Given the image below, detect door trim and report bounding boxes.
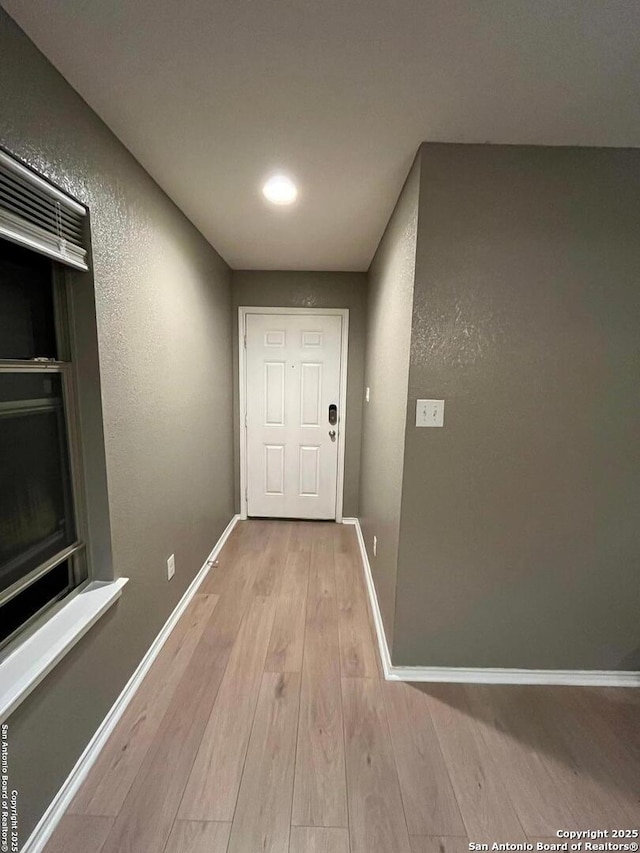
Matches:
[239,306,349,522]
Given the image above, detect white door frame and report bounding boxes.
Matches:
[239,306,349,522]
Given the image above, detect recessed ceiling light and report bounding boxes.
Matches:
[262,174,298,205]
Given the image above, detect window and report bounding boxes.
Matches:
[0,151,125,719]
[0,239,87,651]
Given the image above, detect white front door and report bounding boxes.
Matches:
[244,311,345,519]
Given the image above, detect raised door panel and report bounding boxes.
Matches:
[300,363,322,427]
[299,446,320,497]
[265,445,285,495]
[264,362,285,426]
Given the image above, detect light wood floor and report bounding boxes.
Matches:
[46,521,640,853]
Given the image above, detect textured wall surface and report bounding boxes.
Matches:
[0,10,234,843]
[359,156,420,643]
[394,142,640,669]
[231,271,367,517]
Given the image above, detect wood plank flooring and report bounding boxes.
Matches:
[46,520,640,853]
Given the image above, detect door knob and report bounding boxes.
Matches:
[329,430,336,441]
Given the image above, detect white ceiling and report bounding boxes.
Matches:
[4,0,640,270]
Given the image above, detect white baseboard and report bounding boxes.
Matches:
[383,666,640,687]
[22,513,241,853]
[343,517,640,689]
[341,517,393,675]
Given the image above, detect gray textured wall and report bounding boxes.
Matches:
[394,142,640,670]
[359,156,420,643]
[231,270,367,518]
[1,10,235,842]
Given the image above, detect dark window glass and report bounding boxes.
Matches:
[0,560,70,645]
[0,372,76,594]
[0,239,56,359]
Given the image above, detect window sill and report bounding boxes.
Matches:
[0,578,128,723]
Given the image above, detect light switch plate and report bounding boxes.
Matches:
[416,399,445,427]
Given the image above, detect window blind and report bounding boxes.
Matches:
[0,148,89,271]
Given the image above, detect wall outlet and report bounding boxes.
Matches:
[373,535,377,557]
[167,553,175,581]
